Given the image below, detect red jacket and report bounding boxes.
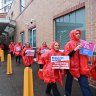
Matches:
[36,45,50,62]
[0,43,4,50]
[39,41,63,85]
[64,30,90,78]
[9,42,14,52]
[22,47,34,66]
[14,42,22,56]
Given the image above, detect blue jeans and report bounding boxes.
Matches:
[65,70,93,96]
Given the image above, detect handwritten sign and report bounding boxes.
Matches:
[51,56,70,69]
[25,50,35,56]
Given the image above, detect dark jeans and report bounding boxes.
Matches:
[65,70,93,96]
[16,55,21,63]
[46,83,61,96]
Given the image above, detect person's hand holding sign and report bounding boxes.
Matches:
[74,44,82,51]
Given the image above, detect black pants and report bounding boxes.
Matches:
[10,52,13,56]
[9,51,13,57]
[46,83,61,96]
[16,55,21,63]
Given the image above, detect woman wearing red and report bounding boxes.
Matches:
[64,29,93,96]
[36,42,50,62]
[0,42,4,50]
[22,42,34,67]
[9,42,15,56]
[14,42,22,64]
[38,41,63,96]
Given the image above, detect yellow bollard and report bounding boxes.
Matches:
[23,67,34,96]
[1,49,4,62]
[7,54,13,75]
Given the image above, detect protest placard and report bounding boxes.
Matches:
[80,40,95,56]
[16,47,21,52]
[25,50,35,56]
[51,56,70,69]
[40,49,49,54]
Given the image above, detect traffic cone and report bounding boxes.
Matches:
[7,54,13,75]
[1,49,4,62]
[23,67,34,96]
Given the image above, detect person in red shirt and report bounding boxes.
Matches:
[22,42,34,67]
[64,29,93,96]
[9,42,15,56]
[38,41,63,96]
[36,42,50,62]
[21,43,27,58]
[0,42,4,50]
[14,42,22,64]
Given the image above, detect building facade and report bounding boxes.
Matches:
[6,0,96,47]
[1,0,13,13]
[6,0,96,86]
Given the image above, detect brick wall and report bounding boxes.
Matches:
[85,0,96,42]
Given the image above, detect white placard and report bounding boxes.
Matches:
[25,50,35,56]
[40,49,49,54]
[16,47,21,52]
[51,56,70,69]
[51,56,69,62]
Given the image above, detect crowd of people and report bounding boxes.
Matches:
[8,41,34,67]
[7,29,95,96]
